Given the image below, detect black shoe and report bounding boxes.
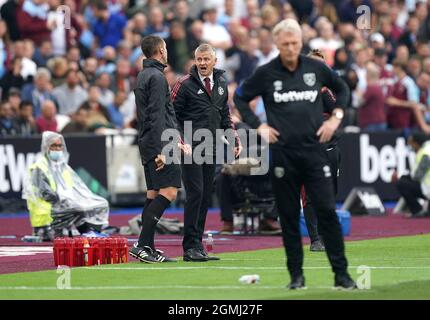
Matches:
[183,248,209,262]
[310,240,325,252]
[154,249,177,262]
[334,274,357,290]
[129,245,159,264]
[200,249,220,261]
[287,275,306,290]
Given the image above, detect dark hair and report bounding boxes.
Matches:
[95,0,108,11]
[65,68,78,78]
[19,101,33,110]
[411,132,429,146]
[140,35,164,58]
[392,59,408,72]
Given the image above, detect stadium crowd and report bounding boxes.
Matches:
[0,0,429,137]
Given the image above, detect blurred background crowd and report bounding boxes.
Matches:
[0,0,430,137]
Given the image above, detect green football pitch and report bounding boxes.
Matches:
[0,234,429,300]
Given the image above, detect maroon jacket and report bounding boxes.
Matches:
[15,1,51,46]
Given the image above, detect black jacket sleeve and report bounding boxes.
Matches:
[320,63,350,110]
[233,68,265,129]
[143,73,168,155]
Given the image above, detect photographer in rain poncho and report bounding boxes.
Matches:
[22,131,109,239]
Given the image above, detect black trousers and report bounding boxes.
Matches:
[215,173,278,221]
[397,175,425,214]
[182,162,216,251]
[303,146,340,243]
[270,146,348,278]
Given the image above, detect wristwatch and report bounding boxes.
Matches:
[333,109,344,120]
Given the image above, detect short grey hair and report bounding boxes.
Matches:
[195,43,216,58]
[35,67,51,81]
[272,18,302,37]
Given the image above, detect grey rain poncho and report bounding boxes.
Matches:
[22,131,109,232]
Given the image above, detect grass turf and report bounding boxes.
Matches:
[0,234,429,300]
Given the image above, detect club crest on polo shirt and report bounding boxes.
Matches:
[303,73,316,87]
[218,87,224,95]
[273,80,283,91]
[274,167,285,178]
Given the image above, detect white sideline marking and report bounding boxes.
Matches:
[0,247,53,257]
[81,266,430,271]
[0,285,333,291]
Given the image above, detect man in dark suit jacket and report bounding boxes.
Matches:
[172,43,241,262]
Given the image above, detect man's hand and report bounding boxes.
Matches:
[234,144,243,158]
[178,143,192,156]
[391,170,399,183]
[317,117,341,143]
[155,154,166,171]
[257,123,280,144]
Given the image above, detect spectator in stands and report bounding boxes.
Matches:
[92,0,127,48]
[386,59,423,131]
[373,48,395,96]
[52,68,88,116]
[351,46,370,93]
[308,0,338,27]
[16,100,36,136]
[261,4,280,30]
[12,40,37,81]
[32,39,54,67]
[165,20,197,74]
[20,67,55,117]
[309,18,343,67]
[36,99,57,133]
[357,62,387,131]
[110,58,132,94]
[145,6,169,39]
[82,85,113,131]
[107,90,126,129]
[96,72,114,107]
[393,132,430,218]
[23,131,109,239]
[395,44,410,64]
[47,0,82,57]
[47,56,68,87]
[332,47,352,78]
[0,0,21,41]
[16,0,51,46]
[201,5,232,69]
[116,40,132,61]
[408,55,423,80]
[96,46,117,75]
[0,100,19,136]
[81,57,98,87]
[173,0,194,30]
[399,15,421,55]
[0,58,25,101]
[7,87,22,116]
[61,106,89,134]
[256,28,279,67]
